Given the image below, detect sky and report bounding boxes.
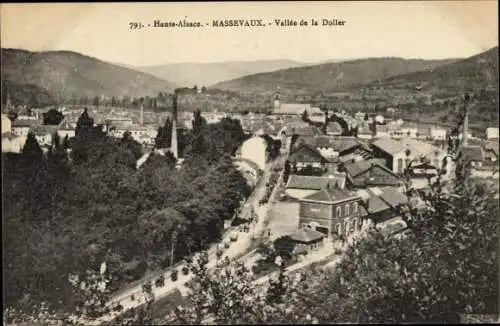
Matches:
[1,1,498,66]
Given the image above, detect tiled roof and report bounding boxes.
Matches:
[30,125,59,136]
[402,138,440,156]
[343,160,373,177]
[378,187,408,207]
[301,136,359,153]
[286,175,342,190]
[461,146,484,162]
[273,103,312,115]
[289,228,324,243]
[302,186,359,203]
[365,195,391,214]
[372,137,405,154]
[289,143,329,163]
[12,119,42,128]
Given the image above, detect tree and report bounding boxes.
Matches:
[154,117,172,149]
[364,113,369,121]
[192,110,206,134]
[43,108,64,125]
[301,109,309,122]
[75,108,94,136]
[93,96,100,107]
[22,132,43,163]
[283,160,291,184]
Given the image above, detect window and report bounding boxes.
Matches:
[345,204,350,217]
[335,223,342,235]
[353,202,358,213]
[397,158,404,174]
[302,223,310,229]
[336,207,342,217]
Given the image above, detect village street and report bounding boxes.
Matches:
[88,159,281,324]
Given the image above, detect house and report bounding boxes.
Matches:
[288,143,329,172]
[484,142,498,163]
[375,125,390,138]
[374,115,385,124]
[30,125,59,148]
[356,186,408,224]
[400,127,418,139]
[285,175,346,199]
[430,127,447,141]
[239,136,268,171]
[354,111,366,122]
[416,127,431,140]
[289,228,325,254]
[57,120,76,139]
[326,122,343,136]
[2,114,11,134]
[11,119,42,137]
[357,125,373,139]
[299,186,363,238]
[372,137,445,174]
[461,146,484,167]
[486,127,499,140]
[342,159,404,188]
[2,133,26,153]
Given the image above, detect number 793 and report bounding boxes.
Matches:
[129,22,143,29]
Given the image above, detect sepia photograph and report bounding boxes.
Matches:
[1,1,499,324]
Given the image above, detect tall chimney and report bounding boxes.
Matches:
[140,102,144,126]
[170,93,178,159]
[462,93,470,147]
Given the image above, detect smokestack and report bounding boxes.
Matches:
[170,93,178,159]
[462,93,470,147]
[140,102,144,126]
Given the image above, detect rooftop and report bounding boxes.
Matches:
[302,186,359,204]
[289,228,324,243]
[286,175,344,190]
[372,137,406,154]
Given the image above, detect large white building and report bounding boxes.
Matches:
[238,136,268,171]
[486,127,499,140]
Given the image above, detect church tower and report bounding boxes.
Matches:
[170,92,179,159]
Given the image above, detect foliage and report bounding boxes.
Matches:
[3,109,252,320]
[43,108,65,125]
[173,252,313,325]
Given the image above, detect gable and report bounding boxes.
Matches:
[289,144,327,163]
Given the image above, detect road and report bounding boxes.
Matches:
[85,160,279,324]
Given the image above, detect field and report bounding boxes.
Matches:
[267,202,300,241]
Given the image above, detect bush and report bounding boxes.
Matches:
[182,266,189,275]
[130,294,135,301]
[171,269,178,281]
[224,242,230,249]
[155,275,165,287]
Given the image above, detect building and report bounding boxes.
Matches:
[2,114,12,134]
[57,120,76,139]
[30,125,59,148]
[430,127,447,141]
[326,122,343,136]
[297,136,367,161]
[484,142,498,163]
[486,127,499,140]
[239,136,268,171]
[375,125,390,138]
[288,143,330,173]
[272,92,323,116]
[357,125,373,139]
[285,175,346,199]
[289,228,325,254]
[299,186,363,238]
[356,186,408,224]
[400,127,418,139]
[374,115,385,124]
[342,159,403,189]
[461,146,484,168]
[372,137,445,174]
[2,133,26,153]
[11,119,42,137]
